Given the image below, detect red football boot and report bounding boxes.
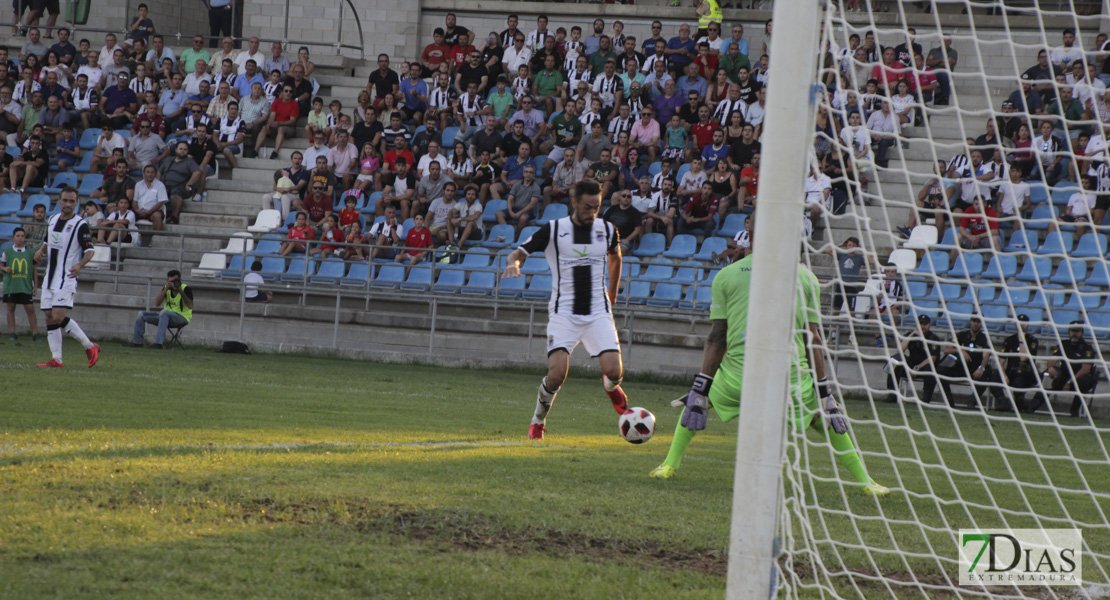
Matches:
[528,423,546,440]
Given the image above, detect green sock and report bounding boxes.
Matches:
[662,419,698,469]
[815,422,871,485]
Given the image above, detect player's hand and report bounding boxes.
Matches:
[69,264,81,279]
[680,372,712,431]
[501,261,521,279]
[817,378,848,435]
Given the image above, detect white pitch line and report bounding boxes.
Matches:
[0,439,570,456]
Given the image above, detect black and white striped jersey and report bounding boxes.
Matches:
[42,214,92,290]
[519,216,619,317]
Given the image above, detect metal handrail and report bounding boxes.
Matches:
[21,0,364,60]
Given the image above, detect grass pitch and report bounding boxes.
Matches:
[1,340,1108,599]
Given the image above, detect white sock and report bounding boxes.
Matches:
[63,318,93,349]
[532,377,560,425]
[48,328,62,361]
[602,375,622,392]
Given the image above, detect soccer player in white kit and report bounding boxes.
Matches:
[34,186,100,368]
[501,179,630,440]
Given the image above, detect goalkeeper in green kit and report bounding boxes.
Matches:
[649,213,888,496]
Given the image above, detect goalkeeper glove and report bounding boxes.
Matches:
[680,372,712,431]
[817,378,848,435]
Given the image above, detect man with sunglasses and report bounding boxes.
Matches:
[454,49,489,96]
[255,81,299,160]
[126,117,169,171]
[173,103,211,141]
[99,71,138,130]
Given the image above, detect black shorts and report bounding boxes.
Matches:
[951,199,974,213]
[1059,214,1089,223]
[30,0,57,15]
[918,208,943,224]
[1096,193,1110,211]
[3,292,32,305]
[245,293,268,303]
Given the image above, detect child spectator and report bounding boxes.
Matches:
[304,96,327,140]
[679,181,718,236]
[337,194,361,235]
[244,260,272,303]
[1055,175,1096,238]
[957,195,1001,255]
[96,196,138,245]
[1,227,41,341]
[342,220,367,261]
[311,214,345,256]
[53,124,80,169]
[663,113,688,162]
[396,213,433,272]
[279,212,315,256]
[124,3,155,49]
[268,168,295,216]
[353,142,379,194]
[82,200,103,229]
[325,99,343,142]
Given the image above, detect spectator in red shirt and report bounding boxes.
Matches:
[694,41,718,81]
[301,182,334,230]
[690,105,718,153]
[871,46,906,94]
[396,213,434,273]
[680,181,719,236]
[311,214,345,256]
[908,53,938,104]
[255,83,301,160]
[957,195,1001,256]
[420,28,451,78]
[279,212,316,256]
[383,135,415,175]
[738,152,760,210]
[450,32,475,72]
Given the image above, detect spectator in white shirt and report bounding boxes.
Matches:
[501,34,532,76]
[233,37,266,74]
[1051,28,1085,73]
[865,101,899,168]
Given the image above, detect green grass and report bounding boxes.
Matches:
[0,340,1108,599]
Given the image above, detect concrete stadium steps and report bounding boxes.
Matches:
[193,200,263,218]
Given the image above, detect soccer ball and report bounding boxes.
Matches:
[618,407,656,444]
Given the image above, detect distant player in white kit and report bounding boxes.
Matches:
[34,186,100,368]
[501,179,630,440]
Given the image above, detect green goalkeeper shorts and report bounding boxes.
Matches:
[709,367,820,432]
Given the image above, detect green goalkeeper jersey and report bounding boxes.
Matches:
[708,256,821,382]
[1,244,35,295]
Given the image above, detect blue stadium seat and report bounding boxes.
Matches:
[400,266,433,291]
[947,301,975,329]
[44,172,77,194]
[1029,287,1066,311]
[1028,184,1049,204]
[1061,289,1102,311]
[905,280,928,299]
[913,251,949,276]
[0,193,21,215]
[483,199,507,223]
[646,283,682,307]
[497,274,525,297]
[532,155,547,172]
[676,163,691,182]
[534,203,567,227]
[522,274,552,299]
[693,236,727,261]
[678,285,712,310]
[633,233,665,257]
[113,129,132,140]
[981,255,1017,280]
[909,298,941,320]
[545,111,562,123]
[1035,231,1072,255]
[310,258,346,284]
[1050,185,1078,205]
[934,227,957,251]
[1016,256,1052,283]
[517,225,540,245]
[925,282,962,301]
[673,262,701,285]
[715,213,745,238]
[259,256,285,280]
[71,152,94,173]
[340,263,371,286]
[221,254,245,278]
[371,264,406,288]
[455,248,492,270]
[78,174,103,197]
[1048,309,1081,334]
[626,280,652,304]
[620,256,640,281]
[1071,233,1107,258]
[433,268,466,292]
[17,194,51,217]
[648,161,662,176]
[412,125,426,139]
[663,234,697,259]
[948,253,983,278]
[482,224,516,248]
[520,254,549,275]
[402,218,416,232]
[461,270,496,296]
[281,256,313,281]
[442,127,459,147]
[78,128,102,150]
[1091,312,1110,340]
[1049,259,1088,285]
[1014,306,1043,329]
[640,262,673,282]
[1003,229,1038,252]
[1087,261,1110,287]
[981,303,1010,332]
[1025,205,1054,230]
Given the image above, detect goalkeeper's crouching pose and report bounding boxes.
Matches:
[649,214,888,496]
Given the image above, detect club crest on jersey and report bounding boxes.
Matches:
[595,230,605,242]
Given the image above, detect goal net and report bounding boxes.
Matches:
[770,1,1110,597]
